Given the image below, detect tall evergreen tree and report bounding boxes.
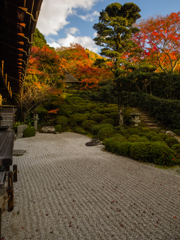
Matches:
[93,2,141,125]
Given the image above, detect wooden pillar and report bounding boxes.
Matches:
[1,61,4,76]
[0,95,2,106]
[0,208,1,239]
[5,74,7,85]
[8,171,14,212]
[13,165,17,182]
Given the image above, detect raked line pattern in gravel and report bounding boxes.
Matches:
[1,132,180,240]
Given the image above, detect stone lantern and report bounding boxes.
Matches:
[130,112,141,127]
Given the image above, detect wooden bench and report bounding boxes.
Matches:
[0,130,17,238]
[0,131,14,171]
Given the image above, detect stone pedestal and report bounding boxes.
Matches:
[17,124,27,138]
[33,114,39,130]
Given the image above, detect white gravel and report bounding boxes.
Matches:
[1,132,180,240]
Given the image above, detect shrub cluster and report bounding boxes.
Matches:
[82,120,97,131]
[92,124,113,135]
[23,127,36,137]
[97,127,115,140]
[55,125,62,133]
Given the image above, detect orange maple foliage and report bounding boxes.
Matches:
[57,44,113,90]
[132,12,180,73]
[48,109,59,114]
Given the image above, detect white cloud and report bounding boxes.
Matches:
[48,38,55,42]
[48,33,98,52]
[93,32,98,38]
[58,34,98,52]
[66,27,80,35]
[48,42,61,49]
[78,11,100,22]
[37,0,100,36]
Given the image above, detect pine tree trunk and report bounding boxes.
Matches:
[118,93,124,126]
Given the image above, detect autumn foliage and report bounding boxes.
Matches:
[133,12,180,73]
[56,43,113,90]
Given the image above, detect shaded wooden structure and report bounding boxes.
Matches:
[0,0,43,101]
[0,1,43,238]
[65,72,79,83]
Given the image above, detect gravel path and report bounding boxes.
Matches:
[2,132,180,240]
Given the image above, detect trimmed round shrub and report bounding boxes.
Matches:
[86,103,97,111]
[57,104,72,117]
[74,127,87,135]
[174,129,180,136]
[103,135,127,153]
[171,144,180,159]
[110,134,127,141]
[100,118,114,125]
[90,114,104,122]
[145,131,157,140]
[84,112,91,118]
[130,142,176,166]
[115,142,132,157]
[128,128,140,136]
[165,137,179,148]
[23,127,36,137]
[128,135,140,142]
[72,113,88,123]
[82,120,97,131]
[151,136,163,142]
[118,130,128,137]
[108,104,118,108]
[56,116,68,127]
[158,133,169,141]
[92,124,113,135]
[100,107,118,114]
[97,127,115,140]
[72,104,87,113]
[136,136,149,142]
[91,111,98,115]
[55,125,62,133]
[141,127,151,132]
[66,96,85,105]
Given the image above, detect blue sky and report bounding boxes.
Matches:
[37,0,180,53]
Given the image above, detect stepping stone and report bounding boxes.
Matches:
[13,149,26,156]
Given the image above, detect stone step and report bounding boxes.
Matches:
[148,126,161,129]
[142,119,157,123]
[145,123,157,126]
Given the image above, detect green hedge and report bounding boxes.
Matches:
[130,142,176,166]
[103,135,127,153]
[71,113,88,123]
[74,127,87,135]
[56,116,68,126]
[97,127,115,140]
[100,118,114,125]
[92,124,113,135]
[82,120,97,131]
[171,144,180,159]
[165,137,179,148]
[55,125,62,133]
[90,114,104,122]
[23,127,36,137]
[125,92,180,128]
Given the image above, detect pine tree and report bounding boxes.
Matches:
[93,2,141,125]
